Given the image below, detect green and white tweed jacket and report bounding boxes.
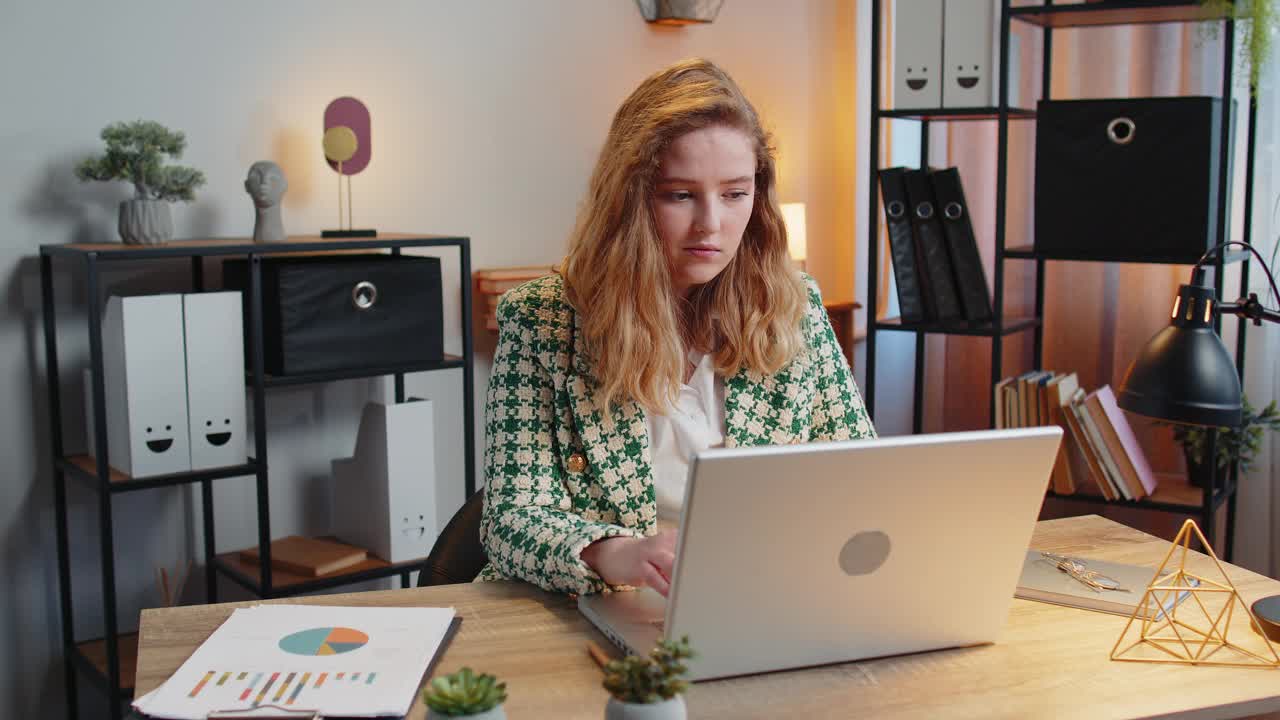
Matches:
[477,273,876,594]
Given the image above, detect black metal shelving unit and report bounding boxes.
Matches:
[864,0,1253,560]
[41,233,476,720]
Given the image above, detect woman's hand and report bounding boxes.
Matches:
[580,530,677,595]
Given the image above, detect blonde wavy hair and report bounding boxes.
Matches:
[560,58,808,414]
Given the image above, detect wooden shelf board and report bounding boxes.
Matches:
[1011,1,1228,28]
[67,454,130,484]
[43,233,464,256]
[875,315,1039,336]
[1048,472,1218,509]
[218,536,423,592]
[878,107,1036,121]
[77,632,138,693]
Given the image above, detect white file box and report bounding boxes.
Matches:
[90,294,191,478]
[332,400,438,563]
[893,0,944,109]
[942,0,1004,107]
[183,291,247,471]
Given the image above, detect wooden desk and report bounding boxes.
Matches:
[136,516,1280,719]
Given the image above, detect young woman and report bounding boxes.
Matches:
[478,58,875,595]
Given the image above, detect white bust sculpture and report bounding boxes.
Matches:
[244,161,287,243]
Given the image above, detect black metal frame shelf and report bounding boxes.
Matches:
[42,234,476,720]
[876,106,1036,121]
[873,315,1040,337]
[1002,245,1251,265]
[255,354,466,388]
[863,0,1250,570]
[1010,0,1231,29]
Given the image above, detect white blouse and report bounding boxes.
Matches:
[645,351,727,523]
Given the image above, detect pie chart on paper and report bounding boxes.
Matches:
[279,627,369,656]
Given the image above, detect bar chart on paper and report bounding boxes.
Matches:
[133,605,455,720]
[185,667,382,708]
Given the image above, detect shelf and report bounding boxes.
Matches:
[75,633,137,697]
[1045,474,1235,514]
[213,539,424,597]
[1003,245,1251,265]
[252,354,465,388]
[1011,0,1229,28]
[874,315,1040,336]
[877,107,1036,122]
[61,455,258,493]
[40,233,468,261]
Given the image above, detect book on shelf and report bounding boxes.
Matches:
[904,168,963,324]
[930,167,993,324]
[1016,550,1198,619]
[878,167,930,324]
[238,535,369,577]
[1064,386,1115,500]
[1091,385,1159,497]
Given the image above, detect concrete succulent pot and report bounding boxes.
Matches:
[118,199,174,245]
[605,696,687,720]
[426,707,506,720]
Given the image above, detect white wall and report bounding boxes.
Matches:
[0,2,857,717]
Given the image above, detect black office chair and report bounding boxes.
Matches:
[417,490,488,586]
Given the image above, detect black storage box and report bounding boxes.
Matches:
[1034,97,1228,264]
[223,254,443,376]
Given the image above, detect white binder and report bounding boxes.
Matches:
[93,294,191,477]
[332,400,438,563]
[183,291,248,471]
[892,0,943,109]
[942,0,1001,107]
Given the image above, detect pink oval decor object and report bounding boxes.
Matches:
[323,97,371,175]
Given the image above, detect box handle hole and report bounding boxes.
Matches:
[352,281,378,310]
[1107,117,1136,145]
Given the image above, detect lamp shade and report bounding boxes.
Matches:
[635,0,724,24]
[781,202,807,262]
[1117,281,1242,427]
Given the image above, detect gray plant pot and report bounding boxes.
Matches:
[426,706,506,720]
[605,696,687,720]
[118,199,174,245]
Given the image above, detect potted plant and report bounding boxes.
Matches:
[1163,397,1280,489]
[1199,0,1279,92]
[602,636,694,720]
[423,667,507,720]
[75,120,206,245]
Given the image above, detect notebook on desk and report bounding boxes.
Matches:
[579,427,1063,681]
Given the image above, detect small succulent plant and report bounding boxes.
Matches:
[602,636,695,704]
[423,667,507,716]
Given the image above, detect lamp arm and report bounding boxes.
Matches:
[1218,294,1280,326]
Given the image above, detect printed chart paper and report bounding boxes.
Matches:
[133,604,455,719]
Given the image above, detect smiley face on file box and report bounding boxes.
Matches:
[182,292,248,471]
[892,0,943,109]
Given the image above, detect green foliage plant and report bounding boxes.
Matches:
[1200,0,1279,92]
[423,667,507,717]
[602,636,694,704]
[75,120,206,202]
[1161,396,1280,473]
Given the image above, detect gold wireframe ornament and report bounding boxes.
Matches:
[1111,519,1280,668]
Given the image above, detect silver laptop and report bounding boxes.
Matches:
[579,427,1062,680]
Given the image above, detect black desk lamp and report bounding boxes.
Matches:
[1116,240,1280,642]
[1118,241,1280,428]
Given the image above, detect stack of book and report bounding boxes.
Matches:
[994,371,1158,500]
[877,166,993,328]
[474,265,556,331]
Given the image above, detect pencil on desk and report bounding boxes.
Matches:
[587,641,612,670]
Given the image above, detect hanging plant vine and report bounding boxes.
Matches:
[1200,0,1279,93]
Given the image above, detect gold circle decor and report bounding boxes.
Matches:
[322,126,358,163]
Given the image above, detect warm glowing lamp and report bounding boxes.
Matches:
[781,202,807,269]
